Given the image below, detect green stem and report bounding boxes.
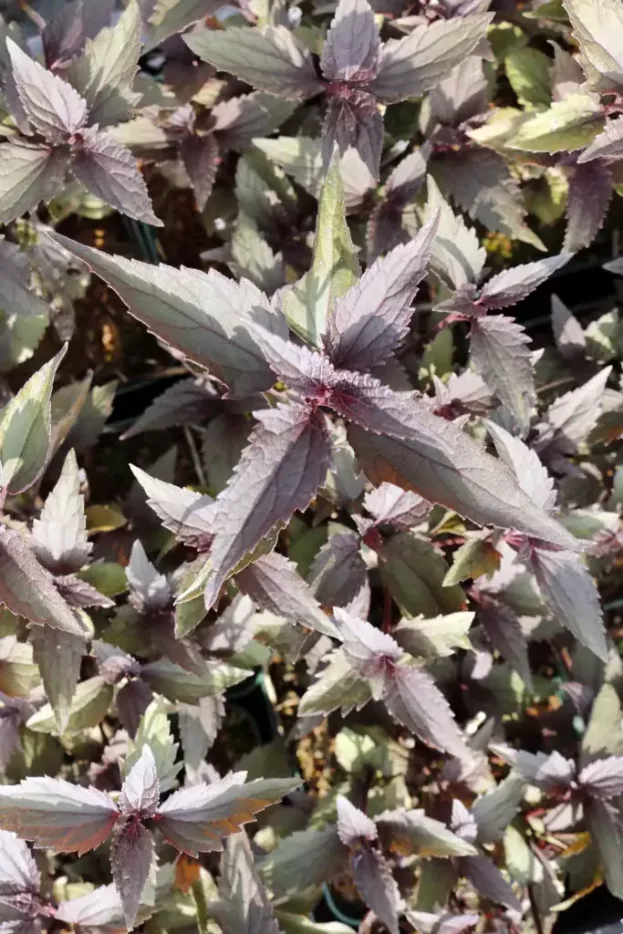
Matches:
[191,878,211,934]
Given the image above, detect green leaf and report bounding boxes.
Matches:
[0,309,48,376]
[509,93,604,153]
[376,809,478,858]
[562,0,623,93]
[0,637,39,697]
[260,826,347,895]
[145,0,220,50]
[282,154,359,347]
[443,535,501,586]
[31,628,86,734]
[78,562,128,597]
[67,0,142,126]
[420,327,454,381]
[124,697,181,793]
[581,683,623,765]
[0,346,66,494]
[393,611,474,659]
[27,676,113,734]
[505,47,552,109]
[141,658,251,704]
[231,212,283,293]
[298,650,372,718]
[379,533,465,618]
[334,728,377,773]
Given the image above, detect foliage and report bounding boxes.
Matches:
[0,1,623,933]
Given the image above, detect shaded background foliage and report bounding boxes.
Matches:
[0,2,623,934]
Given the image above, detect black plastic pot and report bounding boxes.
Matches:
[226,670,278,745]
[552,888,623,934]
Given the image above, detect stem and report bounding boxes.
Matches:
[184,426,207,488]
[528,884,544,934]
[191,877,211,934]
[383,586,393,633]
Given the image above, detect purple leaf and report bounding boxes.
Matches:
[434,370,492,419]
[119,746,160,818]
[578,115,623,162]
[334,608,401,688]
[0,528,87,637]
[363,482,430,531]
[0,830,40,895]
[117,680,153,738]
[530,546,607,661]
[42,0,115,70]
[211,832,281,934]
[470,315,535,433]
[212,92,297,151]
[126,541,171,614]
[308,532,368,608]
[478,254,572,311]
[30,626,86,733]
[6,38,87,143]
[563,161,613,253]
[129,467,215,550]
[336,795,378,846]
[325,213,439,371]
[486,421,556,513]
[155,772,301,855]
[72,130,162,226]
[384,664,468,759]
[351,847,402,934]
[122,376,218,440]
[321,90,383,179]
[478,602,533,692]
[55,883,124,931]
[513,750,576,790]
[245,323,334,395]
[370,14,492,104]
[203,404,331,610]
[54,574,115,609]
[334,378,578,549]
[541,366,612,453]
[110,819,154,930]
[579,757,623,799]
[184,26,322,100]
[551,294,587,358]
[92,641,140,685]
[432,148,535,244]
[48,233,283,399]
[236,552,339,639]
[178,696,226,778]
[65,0,141,128]
[429,57,488,128]
[0,240,52,319]
[0,141,68,225]
[461,854,521,911]
[180,133,219,212]
[31,449,91,575]
[0,778,119,854]
[320,0,380,82]
[367,149,427,259]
